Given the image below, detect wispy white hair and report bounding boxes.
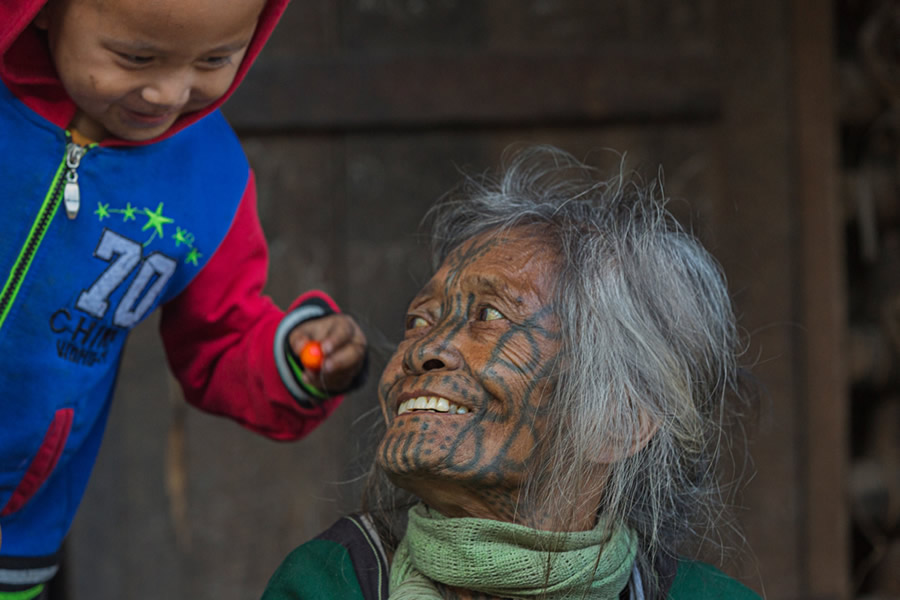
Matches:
[365,144,752,597]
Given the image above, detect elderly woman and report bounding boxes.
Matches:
[262,146,760,600]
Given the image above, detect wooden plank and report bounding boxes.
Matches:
[714,1,802,597]
[225,51,720,130]
[791,0,850,597]
[338,0,716,49]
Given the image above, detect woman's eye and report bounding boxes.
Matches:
[477,306,504,321]
[405,315,429,330]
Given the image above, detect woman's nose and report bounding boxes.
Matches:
[421,358,446,371]
[403,337,462,374]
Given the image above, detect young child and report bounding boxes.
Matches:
[0,0,368,596]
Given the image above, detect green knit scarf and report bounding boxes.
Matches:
[389,503,637,600]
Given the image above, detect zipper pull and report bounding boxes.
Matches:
[63,143,87,220]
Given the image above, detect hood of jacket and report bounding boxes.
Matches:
[0,0,288,146]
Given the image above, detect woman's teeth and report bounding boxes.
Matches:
[397,396,470,416]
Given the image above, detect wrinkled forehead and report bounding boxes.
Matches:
[421,226,561,304]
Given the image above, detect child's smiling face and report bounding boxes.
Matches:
[35,0,266,141]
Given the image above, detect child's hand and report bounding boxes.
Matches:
[288,314,367,395]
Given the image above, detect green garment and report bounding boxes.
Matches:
[389,503,637,599]
[261,516,762,600]
[668,561,760,600]
[263,539,367,600]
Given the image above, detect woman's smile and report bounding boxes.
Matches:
[396,395,471,416]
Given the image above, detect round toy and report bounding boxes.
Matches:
[299,340,323,371]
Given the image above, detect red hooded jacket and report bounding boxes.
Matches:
[0,0,345,578]
[0,0,343,435]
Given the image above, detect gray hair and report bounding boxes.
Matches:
[365,144,752,596]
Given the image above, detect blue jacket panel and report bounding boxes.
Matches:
[0,79,248,556]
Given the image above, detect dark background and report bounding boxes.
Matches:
[59,0,900,598]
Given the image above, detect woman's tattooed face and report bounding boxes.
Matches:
[376,227,562,523]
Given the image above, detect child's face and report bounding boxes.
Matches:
[36,0,266,141]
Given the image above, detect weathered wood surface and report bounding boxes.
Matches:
[64,1,846,598]
[227,52,720,129]
[791,0,849,597]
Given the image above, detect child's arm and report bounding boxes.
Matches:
[159,173,364,441]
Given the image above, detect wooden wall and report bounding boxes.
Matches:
[65,1,848,598]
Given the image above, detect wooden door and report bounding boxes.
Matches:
[65,1,846,598]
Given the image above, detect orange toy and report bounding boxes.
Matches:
[299,340,324,371]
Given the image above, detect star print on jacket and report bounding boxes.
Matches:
[93,200,201,262]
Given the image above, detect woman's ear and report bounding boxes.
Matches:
[624,408,659,458]
[594,407,659,463]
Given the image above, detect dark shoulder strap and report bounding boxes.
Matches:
[315,515,390,600]
[622,552,679,599]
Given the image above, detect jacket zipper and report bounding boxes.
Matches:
[63,143,87,219]
[0,139,88,332]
